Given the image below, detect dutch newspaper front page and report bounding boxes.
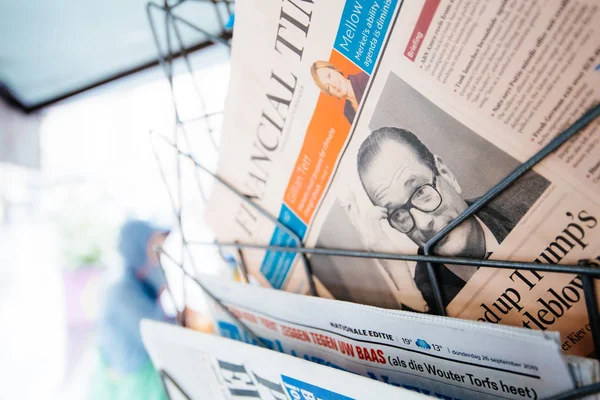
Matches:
[205,0,600,356]
[181,275,578,400]
[141,320,428,399]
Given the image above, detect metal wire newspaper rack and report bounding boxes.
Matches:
[146,2,600,399]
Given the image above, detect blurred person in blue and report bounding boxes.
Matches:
[91,219,173,400]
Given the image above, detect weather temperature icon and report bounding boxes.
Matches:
[415,339,431,350]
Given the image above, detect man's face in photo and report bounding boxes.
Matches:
[360,140,484,257]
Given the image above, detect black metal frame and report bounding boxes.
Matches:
[160,369,193,400]
[148,2,600,399]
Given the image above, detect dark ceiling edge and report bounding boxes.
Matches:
[1,33,231,114]
[0,82,28,111]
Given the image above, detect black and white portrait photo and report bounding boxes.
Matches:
[311,72,550,313]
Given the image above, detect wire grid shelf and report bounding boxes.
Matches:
[145,2,600,399]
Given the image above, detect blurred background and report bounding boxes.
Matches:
[0,1,232,398]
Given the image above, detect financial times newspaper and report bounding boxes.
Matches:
[141,320,427,399]
[185,275,576,400]
[205,0,600,356]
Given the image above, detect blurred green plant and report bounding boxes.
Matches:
[47,183,122,271]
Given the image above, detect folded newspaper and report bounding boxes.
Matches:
[175,273,599,400]
[205,0,600,357]
[141,319,429,399]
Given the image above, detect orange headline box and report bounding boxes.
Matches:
[283,50,364,223]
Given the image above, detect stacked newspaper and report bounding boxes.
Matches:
[175,273,600,400]
[205,0,600,357]
[141,319,429,399]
